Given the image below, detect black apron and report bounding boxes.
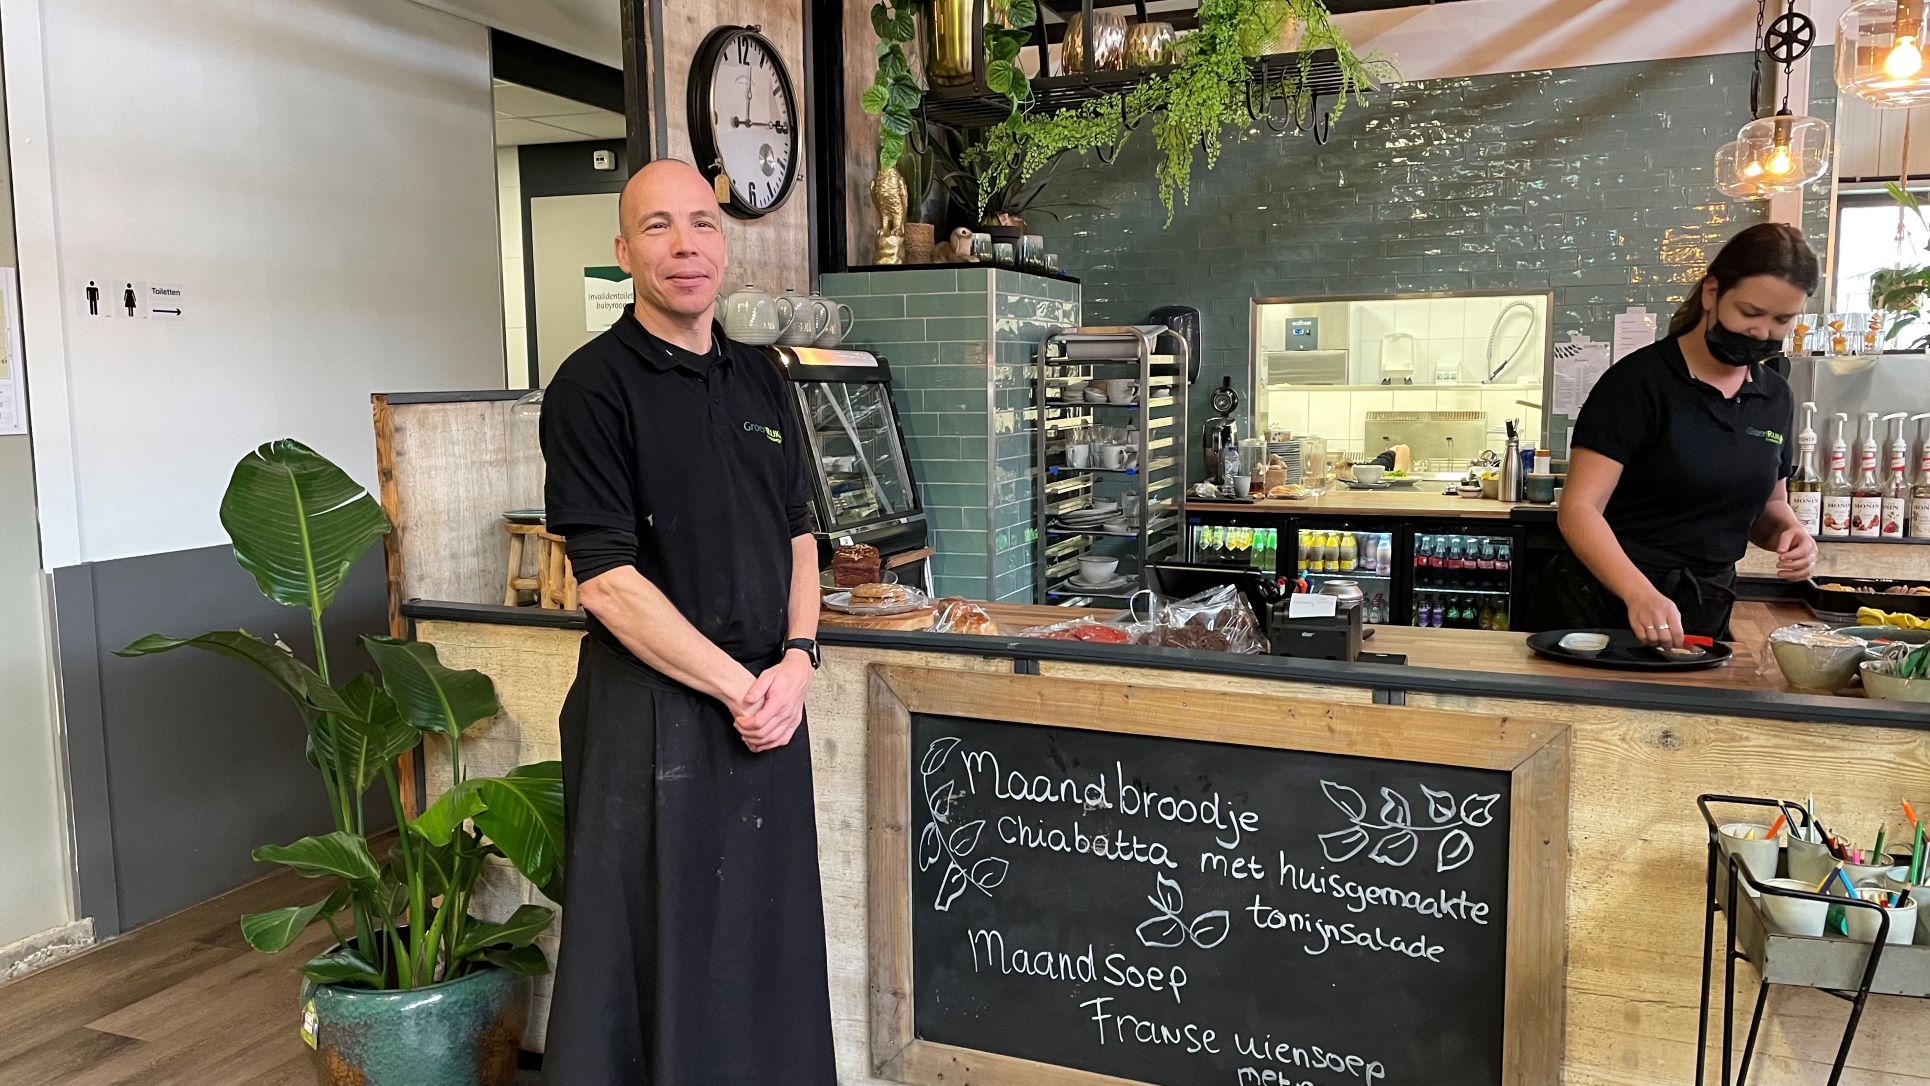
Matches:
[543,636,836,1086]
[1525,550,1739,640]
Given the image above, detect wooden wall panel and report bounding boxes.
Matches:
[844,0,882,267]
[658,1,814,293]
[379,398,520,608]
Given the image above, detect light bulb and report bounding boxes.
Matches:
[1768,146,1793,175]
[1743,159,1765,178]
[1886,36,1924,79]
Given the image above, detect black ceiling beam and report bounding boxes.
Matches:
[490,28,625,115]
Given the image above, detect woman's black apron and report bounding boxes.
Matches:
[1525,550,1739,640]
[542,636,836,1085]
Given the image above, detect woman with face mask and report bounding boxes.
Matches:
[1527,223,1819,645]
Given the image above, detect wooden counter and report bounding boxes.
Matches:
[1188,488,1519,519]
[823,598,1811,695]
[409,599,1930,1086]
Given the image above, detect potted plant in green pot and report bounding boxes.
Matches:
[119,439,564,1086]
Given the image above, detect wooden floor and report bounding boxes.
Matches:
[0,869,543,1086]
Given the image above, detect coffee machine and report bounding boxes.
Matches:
[1201,375,1239,484]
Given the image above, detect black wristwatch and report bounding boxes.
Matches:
[783,638,821,669]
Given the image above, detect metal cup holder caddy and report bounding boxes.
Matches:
[1696,794,1929,1086]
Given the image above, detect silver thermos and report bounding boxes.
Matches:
[1499,419,1521,503]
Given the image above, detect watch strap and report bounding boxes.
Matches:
[784,637,821,668]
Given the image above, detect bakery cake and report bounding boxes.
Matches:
[831,543,881,587]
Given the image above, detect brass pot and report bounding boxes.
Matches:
[1061,12,1127,74]
[1124,21,1175,68]
[925,0,978,87]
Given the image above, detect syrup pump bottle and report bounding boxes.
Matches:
[1821,412,1852,538]
[1850,411,1884,538]
[1911,413,1930,541]
[1882,412,1911,538]
[1788,401,1822,535]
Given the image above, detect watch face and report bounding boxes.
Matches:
[707,31,797,215]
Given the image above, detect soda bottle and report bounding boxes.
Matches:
[1297,529,1313,573]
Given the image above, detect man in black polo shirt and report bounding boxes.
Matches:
[537,159,835,1085]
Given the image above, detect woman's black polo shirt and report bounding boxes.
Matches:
[540,306,811,666]
[1570,336,1794,575]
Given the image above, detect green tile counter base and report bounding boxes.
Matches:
[821,268,1079,601]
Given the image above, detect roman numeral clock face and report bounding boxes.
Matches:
[696,28,799,218]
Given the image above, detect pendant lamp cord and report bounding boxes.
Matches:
[1750,0,1768,115]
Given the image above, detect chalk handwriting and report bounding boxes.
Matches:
[966,929,1190,1005]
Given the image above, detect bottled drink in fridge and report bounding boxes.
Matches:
[1339,532,1358,571]
[1376,533,1393,576]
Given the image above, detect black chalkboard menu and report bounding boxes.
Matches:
[908,711,1514,1086]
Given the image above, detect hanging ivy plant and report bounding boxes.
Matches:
[972,0,1393,224]
[861,1,922,172]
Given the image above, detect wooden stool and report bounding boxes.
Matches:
[503,523,579,609]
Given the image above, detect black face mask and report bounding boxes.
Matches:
[1704,317,1783,367]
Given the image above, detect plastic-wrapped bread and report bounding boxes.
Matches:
[929,597,1000,636]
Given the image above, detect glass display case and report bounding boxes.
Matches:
[767,346,929,566]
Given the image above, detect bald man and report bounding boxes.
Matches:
[538,159,835,1084]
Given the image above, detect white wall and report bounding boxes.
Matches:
[499,146,530,388]
[8,0,509,567]
[0,36,74,950]
[412,0,620,67]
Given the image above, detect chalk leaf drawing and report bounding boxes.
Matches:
[1136,873,1230,951]
[1319,779,1499,874]
[919,736,1009,911]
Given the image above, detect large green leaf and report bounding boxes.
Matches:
[363,637,501,740]
[410,780,487,847]
[302,946,383,988]
[253,831,381,886]
[220,439,390,617]
[470,763,566,892]
[481,943,550,977]
[239,886,350,954]
[317,674,421,794]
[116,631,347,716]
[454,903,555,958]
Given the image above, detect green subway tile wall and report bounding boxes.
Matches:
[1024,51,1836,455]
[820,267,1079,601]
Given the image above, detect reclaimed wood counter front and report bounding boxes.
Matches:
[403,599,1930,1085]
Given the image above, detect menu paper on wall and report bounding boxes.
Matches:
[1611,307,1657,365]
[0,271,23,435]
[1550,335,1611,418]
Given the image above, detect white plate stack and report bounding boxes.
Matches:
[1267,440,1302,483]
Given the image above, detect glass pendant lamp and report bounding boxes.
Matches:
[1716,109,1833,199]
[1838,0,1930,106]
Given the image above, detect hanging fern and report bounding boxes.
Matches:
[972,0,1393,224]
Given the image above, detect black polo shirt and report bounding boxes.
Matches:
[540,306,810,665]
[1570,336,1794,575]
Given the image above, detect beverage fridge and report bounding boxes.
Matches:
[1183,514,1526,630]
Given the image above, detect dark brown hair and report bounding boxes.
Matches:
[1667,222,1820,338]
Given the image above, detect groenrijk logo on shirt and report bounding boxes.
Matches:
[1746,427,1783,445]
[743,420,782,444]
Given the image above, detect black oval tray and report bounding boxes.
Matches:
[1527,628,1735,671]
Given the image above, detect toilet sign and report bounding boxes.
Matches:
[77,277,185,320]
[143,283,184,320]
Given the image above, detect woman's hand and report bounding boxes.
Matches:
[1766,525,1818,581]
[1625,588,1685,648]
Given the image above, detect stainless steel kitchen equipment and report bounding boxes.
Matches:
[1364,410,1491,472]
[1035,326,1190,605]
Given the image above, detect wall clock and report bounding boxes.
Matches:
[688,25,800,219]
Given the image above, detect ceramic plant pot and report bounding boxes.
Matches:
[300,963,529,1086]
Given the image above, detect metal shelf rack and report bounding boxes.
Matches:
[1033,325,1189,605]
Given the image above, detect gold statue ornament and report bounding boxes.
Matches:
[871,165,908,265]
